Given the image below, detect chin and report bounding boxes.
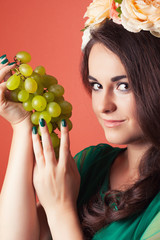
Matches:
[104,130,131,146]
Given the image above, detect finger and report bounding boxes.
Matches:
[0,56,9,70]
[59,119,70,166]
[0,54,8,69]
[32,126,45,168]
[4,71,12,82]
[39,118,57,167]
[0,63,16,83]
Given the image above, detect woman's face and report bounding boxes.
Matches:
[88,43,144,145]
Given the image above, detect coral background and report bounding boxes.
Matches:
[0,0,121,191]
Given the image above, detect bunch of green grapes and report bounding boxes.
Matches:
[6,51,73,157]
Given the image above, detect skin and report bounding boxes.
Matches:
[88,43,151,189]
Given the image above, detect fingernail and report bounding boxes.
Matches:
[0,54,6,59]
[1,58,8,64]
[32,126,37,134]
[39,118,45,127]
[61,119,66,127]
[8,62,16,65]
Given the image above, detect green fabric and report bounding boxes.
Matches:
[74,144,160,240]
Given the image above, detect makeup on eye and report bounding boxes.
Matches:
[88,81,102,91]
[88,75,130,92]
[116,82,130,92]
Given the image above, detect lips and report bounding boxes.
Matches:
[103,119,125,128]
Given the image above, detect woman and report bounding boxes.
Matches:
[77,20,160,239]
[0,1,160,240]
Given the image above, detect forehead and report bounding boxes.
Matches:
[88,43,126,78]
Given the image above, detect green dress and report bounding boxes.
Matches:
[74,143,160,240]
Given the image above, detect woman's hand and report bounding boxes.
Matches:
[32,119,81,215]
[0,55,31,126]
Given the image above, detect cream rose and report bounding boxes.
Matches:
[121,0,160,37]
[84,0,113,28]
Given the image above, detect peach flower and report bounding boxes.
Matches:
[121,0,160,37]
[84,0,113,27]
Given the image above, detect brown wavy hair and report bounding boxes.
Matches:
[79,20,160,239]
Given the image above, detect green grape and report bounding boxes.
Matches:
[66,118,73,131]
[32,95,47,111]
[57,113,71,120]
[7,50,73,138]
[51,121,58,130]
[16,51,31,63]
[24,78,37,93]
[47,122,53,133]
[43,91,55,102]
[19,64,33,77]
[6,74,21,90]
[31,112,40,125]
[41,75,58,87]
[38,122,53,135]
[54,96,64,103]
[57,118,73,131]
[46,102,61,117]
[30,72,44,85]
[18,79,25,89]
[58,101,72,114]
[33,83,44,95]
[48,84,64,97]
[23,94,34,111]
[50,133,60,148]
[34,66,46,75]
[23,100,33,111]
[51,116,61,122]
[54,146,59,159]
[18,89,29,102]
[10,88,20,102]
[63,112,72,118]
[39,111,51,123]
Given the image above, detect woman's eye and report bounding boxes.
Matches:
[89,82,102,91]
[117,82,130,92]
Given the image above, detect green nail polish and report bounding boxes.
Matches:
[8,62,16,65]
[32,126,37,134]
[39,118,45,127]
[61,119,67,127]
[1,58,8,64]
[0,54,6,59]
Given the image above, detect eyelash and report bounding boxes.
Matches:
[88,82,130,92]
[116,82,130,92]
[89,82,102,91]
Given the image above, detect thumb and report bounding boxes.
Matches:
[0,82,8,103]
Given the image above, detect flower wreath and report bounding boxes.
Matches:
[81,0,160,50]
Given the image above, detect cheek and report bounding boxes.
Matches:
[92,95,98,115]
[127,97,138,122]
[123,96,142,131]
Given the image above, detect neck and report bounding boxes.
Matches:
[124,140,151,176]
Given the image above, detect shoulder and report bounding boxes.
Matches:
[74,143,118,173]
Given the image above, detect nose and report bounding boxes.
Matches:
[97,90,117,113]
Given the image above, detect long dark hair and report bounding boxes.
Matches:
[79,20,160,239]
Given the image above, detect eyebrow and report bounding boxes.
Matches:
[88,75,127,82]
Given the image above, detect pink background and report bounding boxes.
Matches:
[0,0,117,190]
